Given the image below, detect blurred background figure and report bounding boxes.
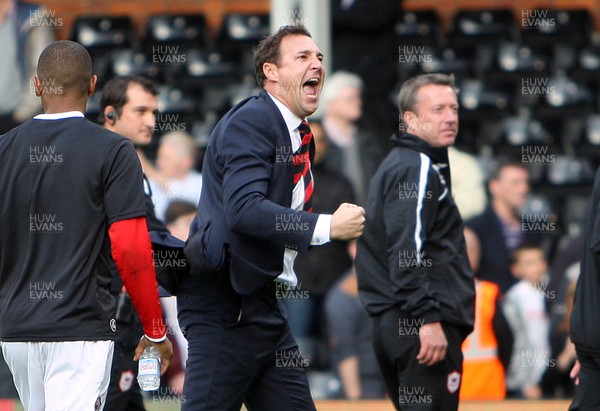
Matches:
[0,0,54,133]
[331,0,400,149]
[503,245,551,399]
[286,120,355,362]
[460,228,512,401]
[542,235,582,398]
[165,200,197,241]
[324,240,386,400]
[448,146,487,220]
[467,158,540,294]
[160,200,197,396]
[318,71,384,204]
[148,131,203,222]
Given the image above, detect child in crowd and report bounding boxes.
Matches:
[503,245,551,399]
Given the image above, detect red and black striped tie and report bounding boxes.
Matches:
[293,120,313,212]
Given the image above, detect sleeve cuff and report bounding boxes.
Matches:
[311,214,332,245]
[421,312,442,325]
[145,334,167,343]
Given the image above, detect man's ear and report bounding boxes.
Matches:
[33,76,42,97]
[88,74,97,97]
[403,111,417,128]
[263,62,279,83]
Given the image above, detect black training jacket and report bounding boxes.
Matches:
[356,133,475,330]
[570,167,600,356]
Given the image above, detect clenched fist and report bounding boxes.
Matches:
[331,203,365,240]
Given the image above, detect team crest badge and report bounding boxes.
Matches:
[447,371,461,394]
[119,370,135,392]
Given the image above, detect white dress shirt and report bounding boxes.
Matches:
[267,93,332,285]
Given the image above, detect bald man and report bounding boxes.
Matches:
[0,40,172,411]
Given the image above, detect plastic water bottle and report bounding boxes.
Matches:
[137,346,160,391]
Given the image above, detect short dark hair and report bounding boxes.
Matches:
[99,76,158,124]
[253,24,312,88]
[397,73,458,118]
[509,244,545,266]
[37,40,92,98]
[488,157,529,182]
[165,200,197,226]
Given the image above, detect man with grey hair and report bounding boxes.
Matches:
[148,130,202,221]
[319,71,384,204]
[356,73,475,410]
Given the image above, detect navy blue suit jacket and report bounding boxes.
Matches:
[185,91,319,295]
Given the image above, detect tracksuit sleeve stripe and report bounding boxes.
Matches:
[414,153,431,265]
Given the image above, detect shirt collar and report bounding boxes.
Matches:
[34,111,85,120]
[266,92,303,133]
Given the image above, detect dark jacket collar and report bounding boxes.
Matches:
[390,132,449,165]
[391,132,452,191]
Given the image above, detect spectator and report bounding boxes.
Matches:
[319,71,384,204]
[331,0,400,147]
[0,0,54,133]
[460,228,512,401]
[161,200,197,396]
[325,240,386,399]
[285,120,355,350]
[542,234,582,398]
[467,158,538,293]
[165,200,198,241]
[503,245,551,399]
[448,146,487,220]
[148,131,202,221]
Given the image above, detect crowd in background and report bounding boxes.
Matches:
[0,0,586,403]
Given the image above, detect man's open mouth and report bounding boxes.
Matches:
[302,77,320,98]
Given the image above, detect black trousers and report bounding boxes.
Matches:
[372,306,468,411]
[569,353,600,410]
[177,278,316,411]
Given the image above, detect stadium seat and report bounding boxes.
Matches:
[535,76,595,119]
[573,41,600,90]
[217,13,270,74]
[495,115,552,147]
[546,155,595,186]
[418,46,473,77]
[156,85,196,115]
[109,48,161,79]
[522,9,593,47]
[449,9,517,48]
[459,78,513,114]
[495,42,551,75]
[219,13,269,43]
[395,10,441,47]
[562,195,590,236]
[144,13,209,49]
[578,42,600,72]
[71,15,135,50]
[185,50,237,82]
[583,114,600,146]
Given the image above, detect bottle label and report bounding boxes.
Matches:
[138,358,159,376]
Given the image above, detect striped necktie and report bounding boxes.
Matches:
[293,120,313,212]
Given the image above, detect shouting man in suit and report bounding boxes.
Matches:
[178,24,365,410]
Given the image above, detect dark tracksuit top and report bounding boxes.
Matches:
[571,166,600,357]
[356,133,475,330]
